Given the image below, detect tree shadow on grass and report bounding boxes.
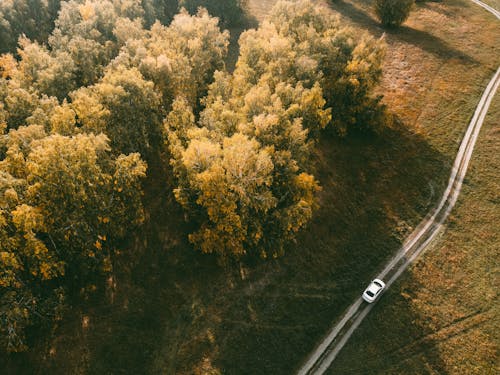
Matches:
[328,0,478,64]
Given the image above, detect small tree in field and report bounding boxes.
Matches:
[374,0,414,28]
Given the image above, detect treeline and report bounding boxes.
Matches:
[0,0,247,54]
[0,0,386,352]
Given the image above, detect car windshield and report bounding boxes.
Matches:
[374,281,382,288]
[366,290,375,297]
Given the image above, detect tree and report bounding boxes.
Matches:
[25,133,146,277]
[140,0,247,28]
[179,0,247,27]
[0,76,40,131]
[374,0,414,28]
[15,37,77,100]
[70,67,164,158]
[166,77,324,258]
[0,0,61,53]
[166,108,281,258]
[166,1,386,259]
[141,0,179,27]
[235,0,387,134]
[47,0,148,89]
[0,128,146,352]
[113,8,229,110]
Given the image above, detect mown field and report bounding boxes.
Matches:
[2,0,499,374]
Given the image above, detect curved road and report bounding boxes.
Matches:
[297,2,500,374]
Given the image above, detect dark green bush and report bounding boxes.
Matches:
[374,0,414,28]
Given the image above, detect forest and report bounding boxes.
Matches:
[0,0,390,357]
[0,0,389,351]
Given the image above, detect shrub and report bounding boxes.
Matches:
[374,0,414,28]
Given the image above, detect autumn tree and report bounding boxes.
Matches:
[166,74,326,259]
[45,0,148,90]
[139,0,246,28]
[179,0,247,27]
[166,94,318,258]
[165,0,387,259]
[167,85,323,258]
[141,0,179,26]
[0,127,146,351]
[70,66,164,158]
[12,37,77,101]
[0,130,66,351]
[0,1,154,104]
[235,0,387,134]
[112,8,229,110]
[0,0,61,53]
[0,76,40,131]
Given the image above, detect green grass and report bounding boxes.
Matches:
[1,0,499,374]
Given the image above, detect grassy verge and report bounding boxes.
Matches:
[480,0,500,10]
[1,0,498,374]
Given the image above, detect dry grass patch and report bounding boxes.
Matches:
[481,0,500,9]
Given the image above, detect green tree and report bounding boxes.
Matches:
[374,0,414,28]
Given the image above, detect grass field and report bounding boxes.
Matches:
[481,0,500,10]
[331,88,499,375]
[1,0,499,374]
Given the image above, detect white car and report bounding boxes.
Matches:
[362,278,386,303]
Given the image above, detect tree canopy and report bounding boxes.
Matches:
[374,0,414,28]
[0,0,388,352]
[0,128,145,351]
[166,0,386,259]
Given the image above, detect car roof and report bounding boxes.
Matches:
[368,281,383,293]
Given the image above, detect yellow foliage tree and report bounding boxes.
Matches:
[0,129,146,352]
